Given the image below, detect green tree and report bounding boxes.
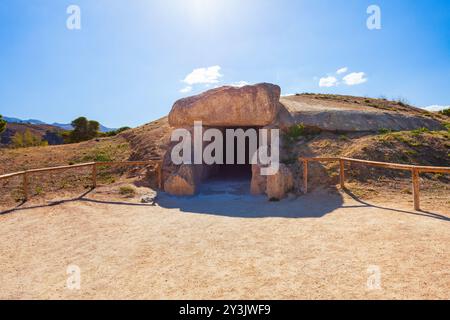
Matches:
[12,132,24,148]
[12,129,47,148]
[440,108,450,117]
[100,127,131,137]
[87,120,100,138]
[69,117,100,142]
[0,114,6,134]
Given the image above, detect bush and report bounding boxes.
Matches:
[286,124,306,140]
[440,108,450,117]
[0,114,6,134]
[444,122,450,132]
[411,127,430,136]
[378,128,392,135]
[11,129,48,148]
[100,127,131,137]
[119,185,136,197]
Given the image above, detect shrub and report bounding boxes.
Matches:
[440,108,450,117]
[286,124,306,140]
[0,114,6,134]
[444,122,450,132]
[11,129,48,148]
[119,185,136,197]
[100,127,131,137]
[411,127,430,136]
[396,97,410,106]
[378,128,392,135]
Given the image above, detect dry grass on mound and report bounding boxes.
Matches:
[0,137,132,205]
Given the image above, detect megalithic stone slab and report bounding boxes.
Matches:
[169,83,282,127]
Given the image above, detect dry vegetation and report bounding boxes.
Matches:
[283,125,449,207]
[0,136,132,205]
[297,93,448,121]
[0,117,170,207]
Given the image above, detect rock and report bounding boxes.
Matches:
[141,191,157,205]
[280,96,445,132]
[250,164,267,195]
[169,83,282,127]
[163,165,197,196]
[266,164,294,200]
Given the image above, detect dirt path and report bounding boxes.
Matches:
[0,188,449,300]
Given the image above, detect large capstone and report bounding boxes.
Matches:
[168,83,282,127]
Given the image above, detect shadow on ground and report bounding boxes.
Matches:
[156,178,449,221]
[156,178,344,219]
[1,180,447,222]
[0,189,154,216]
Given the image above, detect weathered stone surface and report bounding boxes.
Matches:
[250,164,267,195]
[266,164,294,200]
[280,96,445,132]
[141,191,157,205]
[164,165,196,196]
[169,83,282,127]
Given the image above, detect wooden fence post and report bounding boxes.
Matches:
[412,168,420,211]
[303,159,308,194]
[92,163,97,188]
[23,171,29,201]
[339,159,345,189]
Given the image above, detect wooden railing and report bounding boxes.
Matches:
[0,160,162,202]
[300,157,450,211]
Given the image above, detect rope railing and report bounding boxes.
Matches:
[0,160,163,202]
[300,157,450,211]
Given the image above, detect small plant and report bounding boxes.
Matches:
[93,152,113,162]
[411,127,430,136]
[440,108,450,117]
[396,97,409,107]
[119,185,136,197]
[378,128,392,135]
[443,122,450,132]
[35,186,44,195]
[404,150,418,156]
[401,188,412,195]
[286,123,306,140]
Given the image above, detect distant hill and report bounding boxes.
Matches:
[0,122,65,146]
[3,116,116,133]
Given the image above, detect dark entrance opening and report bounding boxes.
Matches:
[206,126,259,182]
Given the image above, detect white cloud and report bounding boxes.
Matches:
[337,67,348,75]
[319,76,338,87]
[180,86,192,93]
[183,65,223,85]
[422,105,449,112]
[342,72,367,86]
[229,81,250,87]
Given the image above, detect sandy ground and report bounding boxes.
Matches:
[0,181,449,300]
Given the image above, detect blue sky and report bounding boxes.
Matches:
[1,0,449,128]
